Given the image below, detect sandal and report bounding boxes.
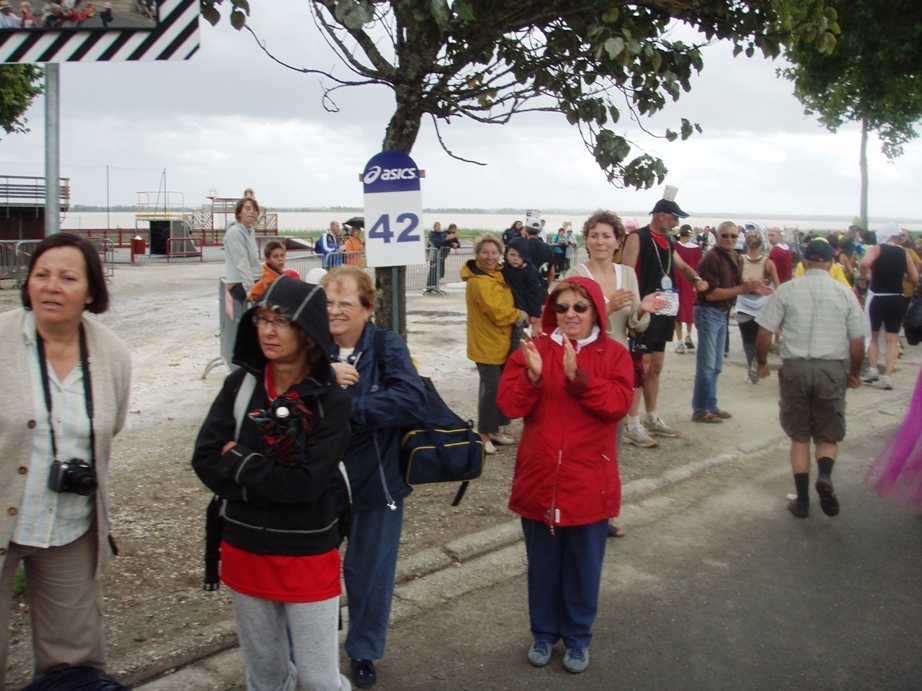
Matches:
[691,411,723,424]
[607,524,625,538]
[712,409,733,419]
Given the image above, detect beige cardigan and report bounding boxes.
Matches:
[573,262,650,347]
[0,309,131,578]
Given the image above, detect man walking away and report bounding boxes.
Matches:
[858,227,920,389]
[754,240,867,519]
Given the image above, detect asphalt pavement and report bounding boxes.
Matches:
[365,415,922,691]
[135,397,922,690]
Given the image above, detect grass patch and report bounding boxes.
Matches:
[12,565,25,600]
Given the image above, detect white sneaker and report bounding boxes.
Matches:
[623,425,658,448]
[483,440,497,455]
[674,342,686,354]
[684,337,695,350]
[880,375,893,390]
[489,432,516,445]
[862,368,880,383]
[747,360,759,384]
[644,415,681,438]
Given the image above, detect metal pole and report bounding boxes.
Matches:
[44,63,60,236]
[106,165,110,229]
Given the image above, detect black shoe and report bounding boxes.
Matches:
[815,474,840,517]
[351,659,377,688]
[607,524,625,538]
[788,499,809,518]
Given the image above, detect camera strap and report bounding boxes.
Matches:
[35,324,96,466]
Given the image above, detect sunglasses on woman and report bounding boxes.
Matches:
[553,302,591,314]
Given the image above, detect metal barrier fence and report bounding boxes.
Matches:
[285,247,476,292]
[0,238,115,287]
[204,244,582,376]
[288,245,581,291]
[203,279,245,377]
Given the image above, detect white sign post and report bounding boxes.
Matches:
[362,151,426,268]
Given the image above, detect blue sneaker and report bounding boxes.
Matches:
[527,640,552,667]
[563,647,589,673]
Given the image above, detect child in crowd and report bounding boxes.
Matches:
[502,237,545,352]
[248,240,287,302]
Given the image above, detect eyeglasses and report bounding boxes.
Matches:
[720,233,739,239]
[253,314,294,331]
[553,302,591,314]
[326,300,360,313]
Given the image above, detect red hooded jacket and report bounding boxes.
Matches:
[498,277,634,528]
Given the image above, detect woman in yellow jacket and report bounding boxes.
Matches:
[462,234,527,454]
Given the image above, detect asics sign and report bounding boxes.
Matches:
[363,150,421,194]
[363,149,425,268]
[363,166,417,185]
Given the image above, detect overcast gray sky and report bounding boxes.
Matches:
[2,1,920,222]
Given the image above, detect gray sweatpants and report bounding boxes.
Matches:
[230,590,351,691]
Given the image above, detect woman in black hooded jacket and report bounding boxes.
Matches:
[193,276,352,691]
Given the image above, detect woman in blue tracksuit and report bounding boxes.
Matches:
[320,266,427,689]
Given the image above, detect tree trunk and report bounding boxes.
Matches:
[373,90,425,339]
[859,118,869,231]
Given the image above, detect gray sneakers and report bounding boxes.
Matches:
[563,647,589,673]
[644,415,681,438]
[624,424,658,448]
[527,640,552,667]
[880,375,893,390]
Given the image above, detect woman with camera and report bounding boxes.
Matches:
[0,233,131,687]
[193,276,353,691]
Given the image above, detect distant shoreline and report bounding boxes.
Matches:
[66,205,921,226]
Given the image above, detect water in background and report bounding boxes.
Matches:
[59,211,922,234]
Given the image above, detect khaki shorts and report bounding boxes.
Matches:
[778,359,848,444]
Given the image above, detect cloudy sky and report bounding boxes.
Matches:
[2,1,920,222]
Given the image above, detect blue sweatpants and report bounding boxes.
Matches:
[521,517,609,649]
[343,500,404,660]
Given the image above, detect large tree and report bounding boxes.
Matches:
[781,0,922,230]
[203,0,838,334]
[0,64,44,140]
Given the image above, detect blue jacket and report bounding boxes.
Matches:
[330,323,427,512]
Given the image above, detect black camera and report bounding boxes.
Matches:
[48,458,98,496]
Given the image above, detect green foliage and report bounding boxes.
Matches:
[781,0,922,160]
[13,565,26,600]
[202,0,838,189]
[201,0,249,29]
[0,64,44,140]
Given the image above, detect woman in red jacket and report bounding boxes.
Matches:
[498,276,634,674]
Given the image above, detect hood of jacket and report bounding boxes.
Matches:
[233,276,334,381]
[505,237,533,264]
[539,276,608,335]
[227,219,252,234]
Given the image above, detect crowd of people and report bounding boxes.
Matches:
[0,1,127,29]
[3,194,921,689]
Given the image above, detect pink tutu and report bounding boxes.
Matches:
[865,365,922,513]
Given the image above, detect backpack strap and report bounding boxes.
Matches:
[234,372,258,441]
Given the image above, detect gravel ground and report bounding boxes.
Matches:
[3,261,917,689]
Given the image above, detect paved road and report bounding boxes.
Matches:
[140,411,922,690]
[369,420,922,690]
